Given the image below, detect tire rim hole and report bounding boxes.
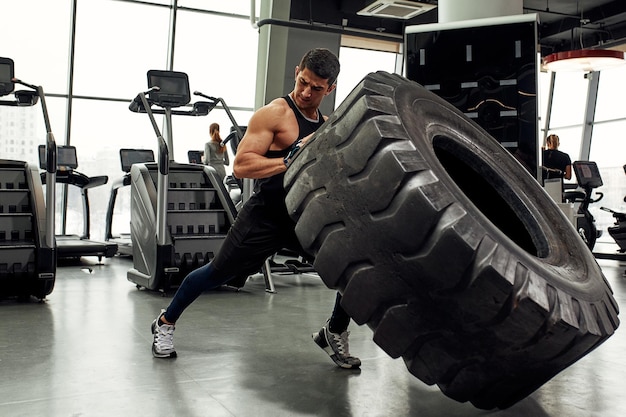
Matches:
[433,136,547,258]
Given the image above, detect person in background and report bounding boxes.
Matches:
[542,134,572,181]
[151,48,361,369]
[204,122,230,181]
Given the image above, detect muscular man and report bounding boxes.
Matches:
[151,48,360,369]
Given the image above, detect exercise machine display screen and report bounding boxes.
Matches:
[573,161,603,189]
[120,148,155,172]
[147,70,190,107]
[187,150,203,164]
[38,145,79,170]
[0,57,15,96]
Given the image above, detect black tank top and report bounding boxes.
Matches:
[253,95,325,205]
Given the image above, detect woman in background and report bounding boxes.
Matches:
[204,122,230,181]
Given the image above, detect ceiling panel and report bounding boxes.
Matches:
[288,0,626,55]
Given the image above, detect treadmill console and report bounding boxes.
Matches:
[120,148,155,172]
[187,150,203,164]
[573,160,603,189]
[38,144,78,170]
[147,70,190,108]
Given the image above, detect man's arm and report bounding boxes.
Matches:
[233,104,288,179]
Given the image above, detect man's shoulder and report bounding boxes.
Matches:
[266,96,290,109]
[257,96,292,118]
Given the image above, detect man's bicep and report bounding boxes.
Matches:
[237,111,276,155]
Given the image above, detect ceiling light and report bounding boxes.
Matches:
[543,49,625,72]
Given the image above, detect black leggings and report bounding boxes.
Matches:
[164,195,351,332]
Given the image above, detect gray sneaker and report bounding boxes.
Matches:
[312,321,361,369]
[151,310,177,358]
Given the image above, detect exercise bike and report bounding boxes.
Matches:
[562,161,604,251]
[600,207,626,253]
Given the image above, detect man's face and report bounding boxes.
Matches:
[292,66,336,112]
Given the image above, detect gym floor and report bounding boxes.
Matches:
[1,254,625,417]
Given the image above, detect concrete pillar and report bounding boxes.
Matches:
[255,0,291,110]
[255,0,340,114]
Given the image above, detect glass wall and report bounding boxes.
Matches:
[2,0,626,251]
[72,0,171,99]
[1,0,402,241]
[538,63,626,246]
[170,8,259,165]
[588,65,626,239]
[1,0,259,240]
[0,0,73,167]
[542,70,588,181]
[1,0,73,94]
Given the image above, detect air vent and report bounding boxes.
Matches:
[357,1,436,20]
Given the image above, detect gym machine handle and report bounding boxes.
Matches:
[130,87,214,117]
[133,90,169,176]
[193,91,245,145]
[10,76,57,249]
[129,86,160,113]
[130,88,170,247]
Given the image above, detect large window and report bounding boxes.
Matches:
[0,0,72,166]
[2,0,626,249]
[72,0,171,99]
[539,64,626,245]
[545,71,588,166]
[171,8,258,173]
[178,0,255,15]
[0,0,72,93]
[336,44,399,105]
[588,65,626,239]
[540,63,626,245]
[1,0,259,239]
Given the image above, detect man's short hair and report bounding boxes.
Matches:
[299,48,340,87]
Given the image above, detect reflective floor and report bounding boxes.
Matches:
[1,254,625,417]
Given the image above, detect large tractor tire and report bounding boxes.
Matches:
[284,71,619,409]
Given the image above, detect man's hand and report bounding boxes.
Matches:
[300,132,314,145]
[283,138,303,168]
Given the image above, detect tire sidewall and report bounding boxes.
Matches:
[393,81,603,299]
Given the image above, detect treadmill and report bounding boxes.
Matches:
[104,148,155,256]
[39,145,118,261]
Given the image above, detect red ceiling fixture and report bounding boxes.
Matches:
[543,49,625,72]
